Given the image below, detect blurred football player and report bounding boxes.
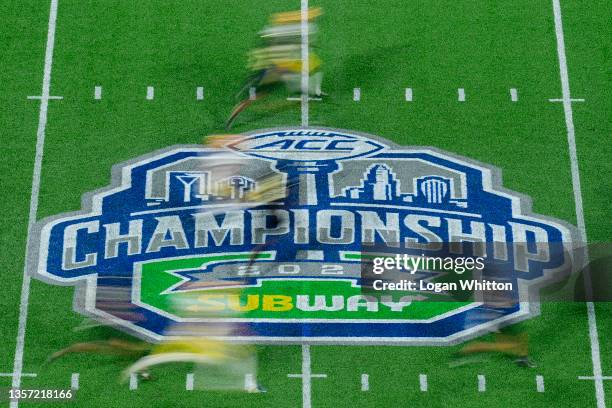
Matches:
[225,8,323,129]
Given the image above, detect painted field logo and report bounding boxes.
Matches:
[30,128,576,344]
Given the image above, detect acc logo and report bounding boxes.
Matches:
[30,128,576,344]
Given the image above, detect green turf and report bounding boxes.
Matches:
[1,0,609,407]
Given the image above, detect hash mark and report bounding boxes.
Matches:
[405,88,413,102]
[71,373,79,390]
[536,375,545,392]
[361,374,369,391]
[129,373,138,390]
[419,374,428,392]
[458,88,466,102]
[510,88,518,102]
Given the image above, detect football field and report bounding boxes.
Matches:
[1,0,610,407]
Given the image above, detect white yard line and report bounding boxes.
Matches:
[298,4,311,405]
[301,345,313,408]
[551,1,606,407]
[196,86,204,101]
[300,0,309,126]
[353,87,361,101]
[146,86,154,100]
[288,345,326,408]
[11,1,59,407]
[94,86,102,100]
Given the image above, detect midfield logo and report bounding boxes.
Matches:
[30,129,577,344]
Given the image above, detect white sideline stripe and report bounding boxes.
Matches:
[300,0,309,126]
[11,0,58,407]
[249,87,256,101]
[196,87,204,101]
[244,373,256,391]
[146,86,154,100]
[510,88,518,102]
[579,376,612,380]
[361,374,369,391]
[477,375,486,392]
[536,375,545,393]
[186,373,194,391]
[27,95,62,100]
[458,88,466,102]
[94,86,102,100]
[419,374,427,392]
[552,1,605,407]
[405,88,413,102]
[0,373,36,378]
[129,373,138,390]
[71,373,79,390]
[353,88,361,101]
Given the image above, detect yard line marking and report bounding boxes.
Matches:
[186,373,194,391]
[146,86,154,100]
[552,1,605,407]
[129,373,138,390]
[288,374,327,378]
[510,88,518,102]
[244,373,256,391]
[536,375,545,393]
[353,87,361,101]
[288,345,326,408]
[11,0,59,406]
[27,95,62,100]
[405,88,413,102]
[549,98,585,102]
[249,87,256,101]
[94,86,102,100]
[300,0,309,126]
[458,88,466,102]
[70,373,79,390]
[0,373,36,378]
[287,96,322,101]
[419,374,428,392]
[579,376,612,381]
[478,375,486,392]
[196,87,204,101]
[361,374,369,391]
[301,344,312,408]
